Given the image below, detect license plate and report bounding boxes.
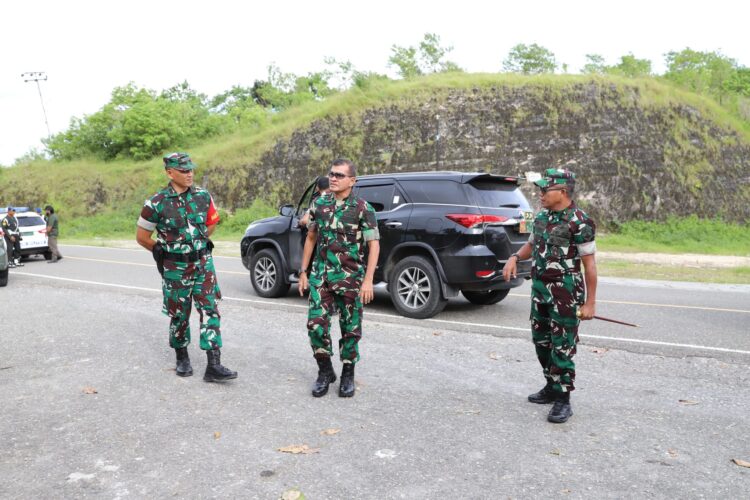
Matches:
[22,231,34,237]
[518,211,534,234]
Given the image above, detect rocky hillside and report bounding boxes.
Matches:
[207,76,750,224]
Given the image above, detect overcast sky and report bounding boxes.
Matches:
[1,0,748,165]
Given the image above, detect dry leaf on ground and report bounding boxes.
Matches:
[549,449,561,456]
[320,428,341,436]
[488,352,499,360]
[678,399,699,405]
[731,458,750,468]
[432,331,442,336]
[281,489,304,500]
[82,387,98,394]
[590,347,609,354]
[667,449,678,457]
[278,444,320,454]
[214,432,221,440]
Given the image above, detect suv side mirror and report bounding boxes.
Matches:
[279,204,295,217]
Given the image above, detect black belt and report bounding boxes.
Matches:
[164,248,208,263]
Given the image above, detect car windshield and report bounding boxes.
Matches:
[18,216,46,227]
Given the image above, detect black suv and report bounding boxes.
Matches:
[240,171,533,319]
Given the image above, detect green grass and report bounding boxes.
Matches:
[598,216,750,256]
[598,260,750,284]
[60,198,277,240]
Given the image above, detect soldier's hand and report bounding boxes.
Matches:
[298,273,308,296]
[578,303,595,320]
[360,279,374,305]
[502,258,517,282]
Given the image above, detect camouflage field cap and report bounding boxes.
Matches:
[534,168,576,188]
[163,152,196,171]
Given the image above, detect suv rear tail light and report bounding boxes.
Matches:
[475,270,496,278]
[445,214,511,229]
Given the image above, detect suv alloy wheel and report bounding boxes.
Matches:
[389,255,448,319]
[250,248,290,298]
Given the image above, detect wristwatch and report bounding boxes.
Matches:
[510,253,520,260]
[298,269,307,275]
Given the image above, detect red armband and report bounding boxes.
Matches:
[207,198,220,226]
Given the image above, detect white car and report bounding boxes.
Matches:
[0,211,49,260]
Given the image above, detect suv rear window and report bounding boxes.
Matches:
[398,180,470,205]
[466,179,531,209]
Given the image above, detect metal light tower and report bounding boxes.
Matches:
[21,71,51,140]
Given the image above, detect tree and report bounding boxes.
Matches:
[664,48,736,103]
[388,33,461,78]
[502,43,556,74]
[607,54,652,78]
[582,54,606,74]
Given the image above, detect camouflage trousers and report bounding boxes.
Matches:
[307,281,363,364]
[162,254,222,351]
[529,276,584,393]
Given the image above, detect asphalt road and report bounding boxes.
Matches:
[2,245,749,498]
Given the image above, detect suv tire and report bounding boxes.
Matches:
[0,268,7,287]
[250,248,290,298]
[461,289,510,305]
[389,255,448,319]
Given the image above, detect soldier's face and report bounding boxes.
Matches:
[166,167,194,190]
[327,166,355,195]
[539,185,568,210]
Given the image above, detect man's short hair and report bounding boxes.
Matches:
[331,158,356,177]
[316,176,329,190]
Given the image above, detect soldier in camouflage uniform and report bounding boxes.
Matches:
[503,168,597,423]
[136,152,237,382]
[298,159,380,398]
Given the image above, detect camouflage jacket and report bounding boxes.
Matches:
[307,192,379,289]
[529,201,596,283]
[138,183,220,254]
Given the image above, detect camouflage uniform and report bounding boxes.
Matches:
[307,192,379,364]
[529,169,596,393]
[138,182,222,351]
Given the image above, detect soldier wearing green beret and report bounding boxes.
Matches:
[503,168,597,423]
[136,152,237,382]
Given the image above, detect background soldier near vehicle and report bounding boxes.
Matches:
[503,168,597,424]
[298,159,380,398]
[2,207,24,267]
[44,205,62,263]
[136,152,237,383]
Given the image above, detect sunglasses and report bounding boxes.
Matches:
[540,186,566,194]
[328,171,352,180]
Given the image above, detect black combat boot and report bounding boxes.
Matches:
[547,392,573,423]
[528,382,556,404]
[175,347,193,377]
[338,363,355,398]
[203,349,238,382]
[312,357,337,397]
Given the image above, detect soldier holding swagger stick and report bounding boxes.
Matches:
[503,168,597,423]
[136,152,237,382]
[298,159,380,398]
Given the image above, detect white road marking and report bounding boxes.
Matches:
[508,293,749,314]
[14,272,750,356]
[59,256,248,275]
[44,253,750,314]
